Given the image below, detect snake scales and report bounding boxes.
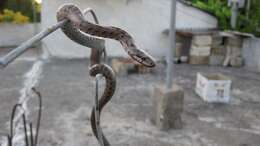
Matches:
[57,4,156,146]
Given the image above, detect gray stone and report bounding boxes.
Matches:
[152,84,184,130]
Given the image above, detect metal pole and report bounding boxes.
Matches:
[246,0,251,19]
[166,0,177,89]
[231,1,238,29]
[95,74,104,146]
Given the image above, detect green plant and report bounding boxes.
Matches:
[0,9,30,24]
[190,0,260,37]
[1,0,41,22]
[192,0,231,30]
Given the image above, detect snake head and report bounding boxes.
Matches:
[128,48,156,68]
[56,4,83,25]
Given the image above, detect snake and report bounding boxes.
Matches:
[57,4,156,68]
[56,4,156,146]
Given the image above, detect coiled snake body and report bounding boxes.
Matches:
[57,4,155,146]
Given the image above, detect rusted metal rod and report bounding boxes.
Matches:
[0,8,104,69]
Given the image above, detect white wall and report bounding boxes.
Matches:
[0,23,40,47]
[41,0,217,59]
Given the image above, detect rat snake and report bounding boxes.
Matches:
[57,4,155,146]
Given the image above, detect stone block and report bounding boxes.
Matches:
[192,35,213,46]
[190,45,211,56]
[152,85,184,130]
[209,55,225,66]
[189,55,209,65]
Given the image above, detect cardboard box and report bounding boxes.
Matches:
[195,73,232,103]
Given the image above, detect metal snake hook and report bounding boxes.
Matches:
[84,8,110,146]
[95,74,105,146]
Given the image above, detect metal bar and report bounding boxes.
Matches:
[84,8,108,63]
[10,104,23,139]
[95,74,104,146]
[166,0,177,89]
[0,20,67,68]
[246,0,251,19]
[22,114,29,146]
[83,8,100,24]
[31,88,42,146]
[29,123,34,146]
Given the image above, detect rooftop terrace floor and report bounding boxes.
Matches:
[0,53,260,146]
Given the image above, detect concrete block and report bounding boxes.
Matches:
[192,35,213,46]
[152,85,184,130]
[190,45,211,56]
[209,55,225,66]
[189,55,209,65]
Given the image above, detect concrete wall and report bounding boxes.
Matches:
[41,0,217,59]
[0,23,40,47]
[243,38,260,72]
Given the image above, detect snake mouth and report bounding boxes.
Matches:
[131,54,156,68]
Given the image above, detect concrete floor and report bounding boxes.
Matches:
[0,54,260,146]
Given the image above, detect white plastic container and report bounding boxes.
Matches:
[195,73,232,103]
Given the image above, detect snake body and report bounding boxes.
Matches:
[57,9,105,50]
[56,4,156,146]
[57,4,156,68]
[89,64,116,146]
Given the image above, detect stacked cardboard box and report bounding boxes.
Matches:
[189,35,212,65]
